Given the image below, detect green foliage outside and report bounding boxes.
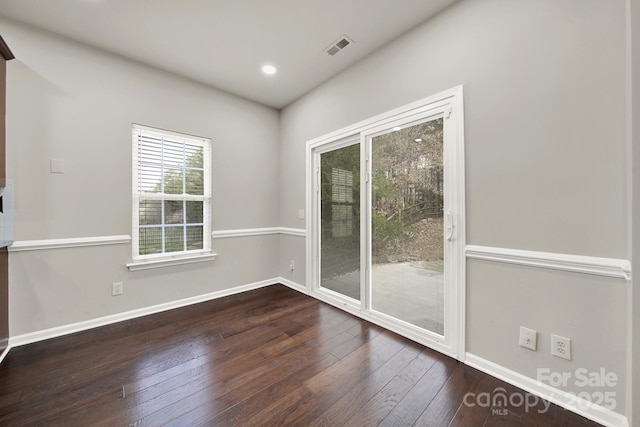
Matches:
[320,118,445,274]
[370,119,443,258]
[139,149,205,255]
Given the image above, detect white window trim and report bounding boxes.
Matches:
[126,252,217,271]
[128,124,214,271]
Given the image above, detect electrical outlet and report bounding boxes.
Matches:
[551,334,571,360]
[112,282,123,296]
[298,209,305,219]
[289,260,295,271]
[50,159,65,174]
[519,326,537,351]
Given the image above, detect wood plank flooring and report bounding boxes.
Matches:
[0,284,602,426]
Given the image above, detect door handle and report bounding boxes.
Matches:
[446,210,454,241]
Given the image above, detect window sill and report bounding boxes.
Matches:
[127,252,217,271]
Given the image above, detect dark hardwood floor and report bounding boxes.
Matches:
[0,284,602,426]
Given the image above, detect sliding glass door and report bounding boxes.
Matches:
[370,118,444,335]
[319,142,361,301]
[308,87,464,358]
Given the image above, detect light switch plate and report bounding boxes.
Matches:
[112,282,123,296]
[519,326,537,351]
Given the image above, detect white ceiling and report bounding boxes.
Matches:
[0,0,457,109]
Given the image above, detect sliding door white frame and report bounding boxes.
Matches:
[306,86,465,360]
[310,135,363,311]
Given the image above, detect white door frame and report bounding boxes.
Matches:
[306,86,465,360]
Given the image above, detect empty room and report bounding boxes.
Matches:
[0,0,638,426]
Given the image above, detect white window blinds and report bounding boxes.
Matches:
[132,125,212,260]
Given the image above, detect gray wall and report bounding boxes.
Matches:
[279,0,628,414]
[630,0,640,423]
[3,19,281,336]
[2,0,633,419]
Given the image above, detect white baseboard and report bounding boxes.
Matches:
[277,277,309,294]
[465,353,629,427]
[0,343,9,364]
[277,279,629,427]
[1,277,629,427]
[9,278,279,348]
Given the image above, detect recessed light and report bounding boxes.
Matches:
[393,127,402,131]
[415,138,423,142]
[261,65,277,75]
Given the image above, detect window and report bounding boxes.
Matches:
[331,168,354,237]
[129,124,214,271]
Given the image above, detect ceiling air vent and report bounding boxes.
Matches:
[327,45,341,56]
[325,35,354,56]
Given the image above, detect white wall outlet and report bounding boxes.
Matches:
[551,334,571,360]
[519,326,537,351]
[298,209,305,219]
[50,159,65,174]
[112,282,123,296]
[289,260,295,271]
